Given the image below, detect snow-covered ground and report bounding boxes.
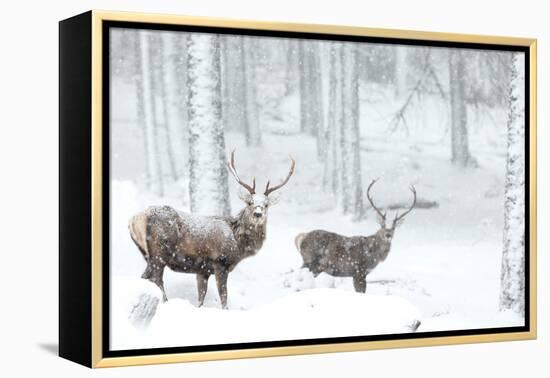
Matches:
[112,278,421,349]
[109,77,523,350]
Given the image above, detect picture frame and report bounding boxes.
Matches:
[59,10,537,368]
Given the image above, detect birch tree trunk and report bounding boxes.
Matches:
[499,52,525,314]
[187,34,231,216]
[242,37,262,146]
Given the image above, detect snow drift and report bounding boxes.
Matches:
[111,279,421,350]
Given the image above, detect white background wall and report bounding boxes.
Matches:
[0,0,546,376]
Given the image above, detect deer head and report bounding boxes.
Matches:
[227,149,295,225]
[366,179,416,242]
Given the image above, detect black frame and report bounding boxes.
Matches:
[59,11,531,367]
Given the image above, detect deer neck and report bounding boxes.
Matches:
[364,232,392,260]
[231,209,267,257]
[379,239,392,256]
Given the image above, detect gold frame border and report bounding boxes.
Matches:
[90,9,537,368]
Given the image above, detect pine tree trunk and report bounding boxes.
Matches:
[242,37,262,146]
[323,42,343,198]
[311,42,325,159]
[394,46,408,99]
[499,52,525,314]
[285,39,299,96]
[147,34,165,196]
[322,42,340,193]
[340,44,352,214]
[139,31,163,196]
[172,33,189,159]
[342,43,363,218]
[449,49,476,168]
[298,40,311,135]
[220,37,245,132]
[299,41,325,158]
[133,31,151,190]
[187,34,231,216]
[158,34,179,181]
[349,44,364,220]
[163,32,188,179]
[220,35,231,131]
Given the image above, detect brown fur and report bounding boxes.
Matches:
[294,233,306,252]
[131,150,295,309]
[297,180,415,292]
[128,211,149,260]
[131,204,268,309]
[296,179,416,293]
[296,228,394,293]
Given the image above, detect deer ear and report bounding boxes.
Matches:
[268,193,281,206]
[238,189,252,204]
[394,218,405,228]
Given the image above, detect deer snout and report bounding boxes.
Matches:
[253,206,264,217]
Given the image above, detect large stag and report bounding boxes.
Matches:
[295,179,416,293]
[129,150,295,308]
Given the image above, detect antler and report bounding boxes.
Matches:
[264,156,296,196]
[227,149,256,195]
[392,185,417,226]
[366,179,386,222]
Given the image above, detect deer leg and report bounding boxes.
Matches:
[353,274,367,293]
[143,262,167,302]
[141,263,154,280]
[214,268,229,309]
[196,273,210,307]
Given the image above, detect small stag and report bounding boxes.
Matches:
[295,180,416,293]
[129,150,295,308]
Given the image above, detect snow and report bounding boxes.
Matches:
[178,211,235,240]
[109,124,524,350]
[111,278,163,346]
[112,285,420,350]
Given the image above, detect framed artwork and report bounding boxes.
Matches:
[59,10,537,368]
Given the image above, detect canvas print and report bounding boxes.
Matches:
[108,26,526,351]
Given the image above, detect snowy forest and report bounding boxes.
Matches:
[109,27,526,350]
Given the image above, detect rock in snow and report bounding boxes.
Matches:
[113,278,163,329]
[128,293,161,329]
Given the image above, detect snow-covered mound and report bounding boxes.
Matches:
[111,283,421,350]
[112,278,163,314]
[252,288,421,340]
